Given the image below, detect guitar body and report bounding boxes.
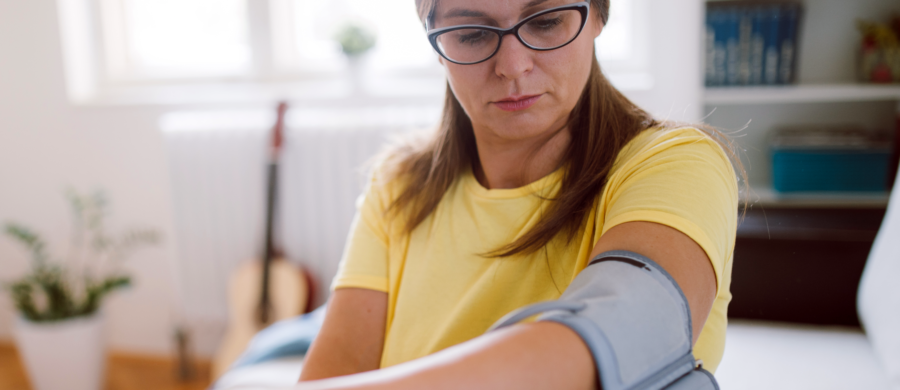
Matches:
[213,258,308,379]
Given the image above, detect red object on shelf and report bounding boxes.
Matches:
[862,36,878,50]
[872,64,894,84]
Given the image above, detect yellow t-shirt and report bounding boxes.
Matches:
[332,127,738,373]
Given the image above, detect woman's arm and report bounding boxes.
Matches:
[296,321,595,390]
[295,221,716,389]
[590,221,717,343]
[299,288,388,381]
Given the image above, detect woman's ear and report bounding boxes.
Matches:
[591,17,604,39]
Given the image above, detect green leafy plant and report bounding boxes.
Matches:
[335,23,377,57]
[4,190,160,322]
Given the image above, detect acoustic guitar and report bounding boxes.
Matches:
[212,102,310,379]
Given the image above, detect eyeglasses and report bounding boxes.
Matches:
[426,2,591,65]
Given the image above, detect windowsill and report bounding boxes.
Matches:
[159,105,445,133]
[70,71,656,108]
[71,77,448,107]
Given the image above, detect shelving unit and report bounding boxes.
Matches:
[701,0,899,208]
[708,83,899,207]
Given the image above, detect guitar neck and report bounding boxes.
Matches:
[259,162,278,324]
[259,102,288,325]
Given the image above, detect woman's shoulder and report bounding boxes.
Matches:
[361,133,434,210]
[621,125,721,153]
[362,157,406,211]
[613,125,735,172]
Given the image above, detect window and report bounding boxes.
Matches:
[271,0,438,76]
[60,0,650,103]
[100,0,252,80]
[97,0,440,82]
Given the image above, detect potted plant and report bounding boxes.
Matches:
[334,22,377,93]
[4,190,159,390]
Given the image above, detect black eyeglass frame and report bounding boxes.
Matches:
[426,1,591,65]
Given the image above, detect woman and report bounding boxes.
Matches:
[298,0,740,388]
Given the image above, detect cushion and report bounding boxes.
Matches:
[858,167,900,389]
[213,356,304,389]
[229,306,324,369]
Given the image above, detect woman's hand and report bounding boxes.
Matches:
[298,288,388,381]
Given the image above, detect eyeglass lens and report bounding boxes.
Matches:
[435,9,583,64]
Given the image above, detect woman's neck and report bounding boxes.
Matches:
[472,125,571,190]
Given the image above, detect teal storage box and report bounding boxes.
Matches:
[772,150,890,192]
[770,127,892,193]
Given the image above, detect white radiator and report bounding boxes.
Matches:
[161,106,440,355]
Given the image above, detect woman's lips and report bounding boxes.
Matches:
[494,94,542,112]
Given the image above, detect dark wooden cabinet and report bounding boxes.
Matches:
[729,207,887,326]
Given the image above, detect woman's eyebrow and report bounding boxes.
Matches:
[441,0,556,21]
[442,8,489,19]
[523,0,552,9]
[520,0,558,18]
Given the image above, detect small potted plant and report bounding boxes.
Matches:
[334,22,377,93]
[4,190,159,390]
[335,23,377,58]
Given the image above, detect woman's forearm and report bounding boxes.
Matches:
[296,321,596,390]
[299,289,387,381]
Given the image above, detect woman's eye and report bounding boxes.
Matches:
[529,16,563,30]
[458,30,489,45]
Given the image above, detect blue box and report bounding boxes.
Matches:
[772,150,891,192]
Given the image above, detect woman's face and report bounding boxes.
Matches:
[432,0,603,144]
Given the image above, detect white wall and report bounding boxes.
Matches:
[624,0,704,123]
[0,0,178,356]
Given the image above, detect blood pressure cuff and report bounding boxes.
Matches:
[488,250,719,390]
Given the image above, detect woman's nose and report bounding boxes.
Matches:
[493,34,534,80]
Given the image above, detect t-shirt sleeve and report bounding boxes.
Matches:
[330,176,391,292]
[596,128,739,294]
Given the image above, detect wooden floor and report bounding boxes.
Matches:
[0,343,211,390]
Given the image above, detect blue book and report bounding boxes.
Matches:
[705,8,727,86]
[749,7,766,85]
[763,5,782,85]
[725,8,741,86]
[712,9,729,86]
[779,3,800,84]
[737,6,753,85]
[705,9,717,86]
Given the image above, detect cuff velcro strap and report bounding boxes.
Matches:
[488,251,718,390]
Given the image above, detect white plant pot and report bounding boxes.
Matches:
[13,313,106,390]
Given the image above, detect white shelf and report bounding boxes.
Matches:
[705,84,900,105]
[743,186,891,208]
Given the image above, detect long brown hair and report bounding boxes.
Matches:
[381,0,745,258]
